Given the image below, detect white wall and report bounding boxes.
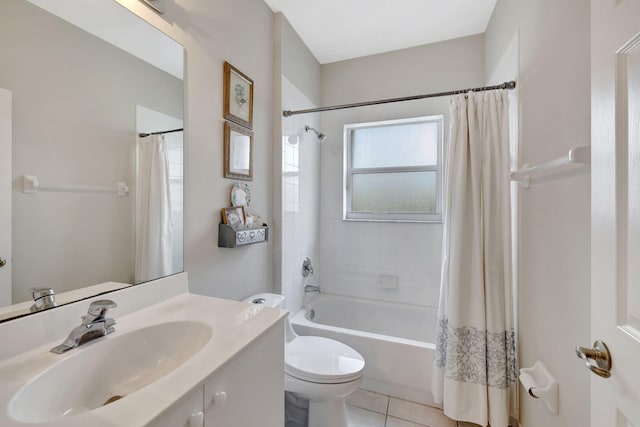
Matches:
[485,2,591,427]
[319,35,484,307]
[1,0,182,302]
[116,0,276,301]
[275,14,322,312]
[279,14,321,106]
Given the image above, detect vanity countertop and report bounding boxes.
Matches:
[0,292,286,426]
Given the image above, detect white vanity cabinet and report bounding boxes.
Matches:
[204,324,284,427]
[147,322,284,427]
[0,279,287,427]
[147,387,203,427]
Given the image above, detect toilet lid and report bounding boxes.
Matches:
[285,336,365,384]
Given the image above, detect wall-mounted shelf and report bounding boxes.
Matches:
[218,223,268,248]
[510,145,590,189]
[22,175,129,196]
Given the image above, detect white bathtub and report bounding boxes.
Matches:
[289,294,438,406]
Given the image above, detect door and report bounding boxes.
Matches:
[591,0,640,425]
[0,88,11,307]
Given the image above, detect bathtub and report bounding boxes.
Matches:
[289,293,438,406]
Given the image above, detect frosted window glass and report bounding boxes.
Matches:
[168,147,183,213]
[345,115,442,222]
[282,136,299,173]
[351,171,437,213]
[282,136,300,213]
[352,122,438,168]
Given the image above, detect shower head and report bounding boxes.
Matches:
[305,125,327,143]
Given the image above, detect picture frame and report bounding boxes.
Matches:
[224,121,253,181]
[223,61,254,129]
[221,206,246,229]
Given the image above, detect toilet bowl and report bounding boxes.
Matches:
[244,293,365,427]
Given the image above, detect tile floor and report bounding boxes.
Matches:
[345,389,479,427]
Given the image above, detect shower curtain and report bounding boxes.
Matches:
[433,90,516,427]
[135,134,173,283]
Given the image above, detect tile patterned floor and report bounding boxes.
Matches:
[346,389,480,427]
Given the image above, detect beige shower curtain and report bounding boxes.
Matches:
[432,90,516,427]
[135,134,173,283]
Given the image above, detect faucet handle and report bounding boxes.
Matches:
[30,287,55,299]
[86,299,117,320]
[302,258,314,277]
[29,288,57,312]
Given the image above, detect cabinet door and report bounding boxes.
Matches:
[146,386,204,427]
[204,323,284,427]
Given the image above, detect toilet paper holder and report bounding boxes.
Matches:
[519,361,558,414]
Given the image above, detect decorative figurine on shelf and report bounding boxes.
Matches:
[221,206,245,230]
[228,182,265,228]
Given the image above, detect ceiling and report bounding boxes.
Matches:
[263,0,498,64]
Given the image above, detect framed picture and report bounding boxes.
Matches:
[223,61,254,129]
[224,121,253,181]
[222,206,246,229]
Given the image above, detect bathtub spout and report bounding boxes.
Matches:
[304,284,321,294]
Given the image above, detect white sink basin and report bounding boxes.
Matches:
[8,320,212,423]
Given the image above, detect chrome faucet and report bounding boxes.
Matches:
[50,300,117,354]
[29,287,57,312]
[304,284,321,294]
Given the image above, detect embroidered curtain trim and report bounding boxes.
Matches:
[435,318,516,388]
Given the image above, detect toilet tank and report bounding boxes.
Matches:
[244,293,297,343]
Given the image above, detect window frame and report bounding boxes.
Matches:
[343,115,444,223]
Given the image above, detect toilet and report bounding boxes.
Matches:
[244,293,365,427]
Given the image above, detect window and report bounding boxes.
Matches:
[282,135,300,213]
[344,115,443,222]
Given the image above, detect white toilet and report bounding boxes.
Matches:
[245,293,365,427]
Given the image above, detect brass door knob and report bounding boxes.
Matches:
[0,257,6,268]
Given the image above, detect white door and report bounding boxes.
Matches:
[0,88,11,307]
[591,0,640,425]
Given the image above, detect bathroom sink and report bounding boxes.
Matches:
[8,320,212,423]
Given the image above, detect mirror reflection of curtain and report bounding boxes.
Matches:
[135,134,173,283]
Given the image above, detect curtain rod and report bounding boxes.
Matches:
[282,81,516,117]
[138,128,184,138]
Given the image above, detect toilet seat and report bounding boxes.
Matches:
[285,336,365,384]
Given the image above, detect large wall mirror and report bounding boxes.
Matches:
[0,0,184,322]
